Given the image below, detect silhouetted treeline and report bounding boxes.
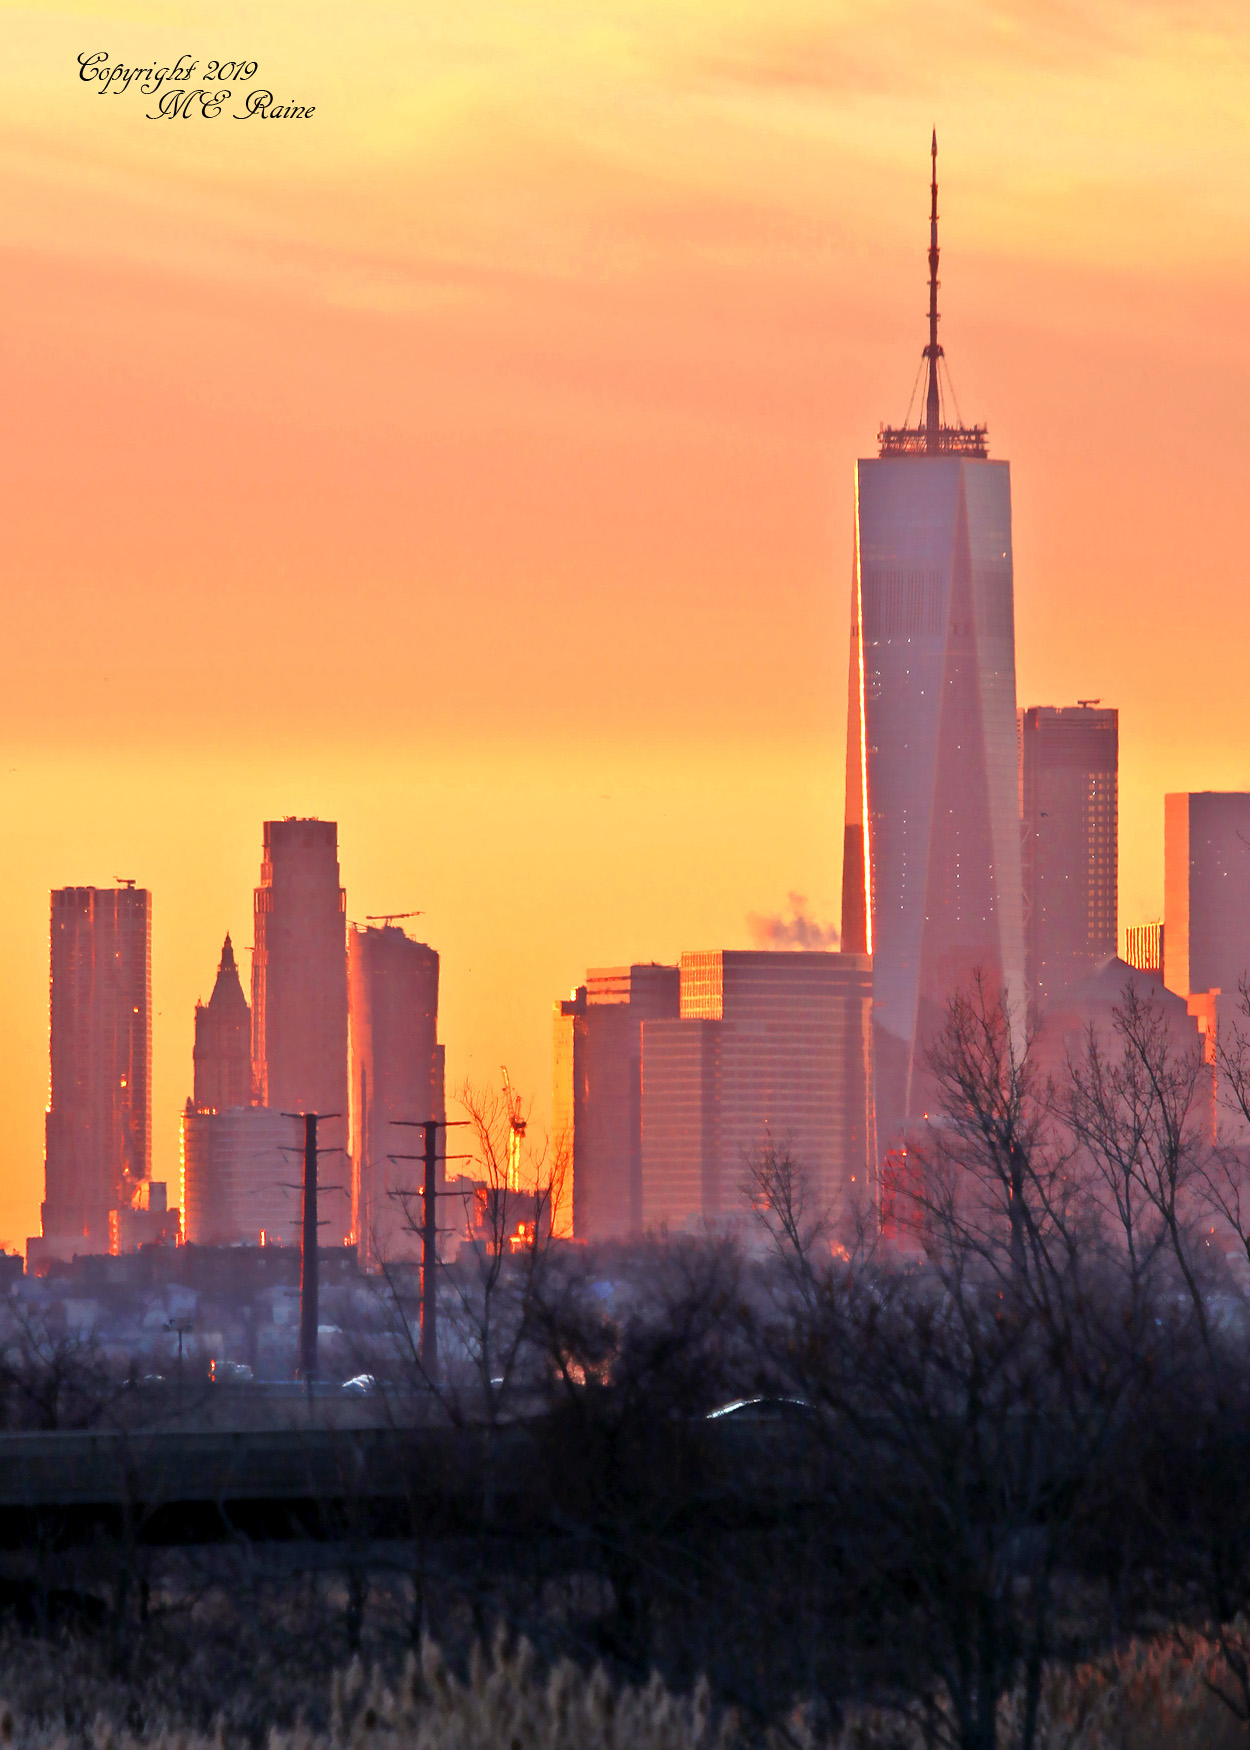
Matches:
[9,978,1250,1750]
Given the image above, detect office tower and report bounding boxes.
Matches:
[1164,794,1250,1001]
[348,923,445,1266]
[252,818,350,1243]
[1124,922,1164,979]
[637,1015,719,1231]
[182,1105,301,1246]
[552,964,680,1240]
[639,950,872,1232]
[40,883,152,1253]
[193,935,253,1111]
[1019,705,1118,1009]
[841,137,1023,1149]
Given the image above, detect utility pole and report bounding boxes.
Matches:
[165,1315,194,1414]
[421,1120,439,1377]
[391,1117,471,1383]
[282,1110,340,1386]
[300,1112,319,1383]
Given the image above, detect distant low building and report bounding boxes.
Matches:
[110,1180,181,1254]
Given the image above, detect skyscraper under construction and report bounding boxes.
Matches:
[841,136,1024,1150]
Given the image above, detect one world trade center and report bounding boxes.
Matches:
[841,135,1024,1153]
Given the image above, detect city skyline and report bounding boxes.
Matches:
[4,4,1250,1244]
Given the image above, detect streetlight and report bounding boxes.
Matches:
[165,1315,194,1413]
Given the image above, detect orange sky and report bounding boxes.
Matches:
[2,0,1250,1247]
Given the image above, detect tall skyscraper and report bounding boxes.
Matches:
[639,950,873,1232]
[1019,705,1118,1009]
[1164,793,1250,999]
[348,922,445,1266]
[252,818,350,1243]
[552,964,680,1240]
[193,935,253,1111]
[841,137,1024,1149]
[40,883,152,1252]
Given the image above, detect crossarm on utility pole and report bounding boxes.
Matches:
[391,1118,471,1381]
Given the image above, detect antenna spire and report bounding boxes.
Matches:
[924,128,942,454]
[876,132,987,460]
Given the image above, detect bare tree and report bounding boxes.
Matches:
[0,1297,120,1431]
[741,1132,833,1309]
[1062,982,1218,1360]
[738,979,1187,1750]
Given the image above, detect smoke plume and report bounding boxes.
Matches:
[747,893,839,951]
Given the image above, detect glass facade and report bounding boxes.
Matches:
[348,923,444,1266]
[554,965,680,1240]
[182,1105,301,1247]
[1020,705,1118,1008]
[252,818,350,1244]
[843,456,1024,1146]
[1164,792,1250,999]
[641,951,873,1231]
[43,885,152,1247]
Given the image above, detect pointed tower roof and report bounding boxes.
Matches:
[878,133,989,460]
[208,934,249,1015]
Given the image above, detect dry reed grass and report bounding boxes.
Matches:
[0,1627,1248,1749]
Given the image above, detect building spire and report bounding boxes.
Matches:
[877,131,987,459]
[924,128,942,455]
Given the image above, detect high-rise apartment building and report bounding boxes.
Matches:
[348,923,445,1266]
[252,819,350,1243]
[40,883,152,1252]
[1164,793,1250,999]
[841,138,1023,1149]
[552,964,680,1240]
[1019,705,1118,1009]
[639,951,873,1233]
[193,935,252,1111]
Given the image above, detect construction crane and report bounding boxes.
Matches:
[365,910,424,927]
[501,1066,526,1191]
